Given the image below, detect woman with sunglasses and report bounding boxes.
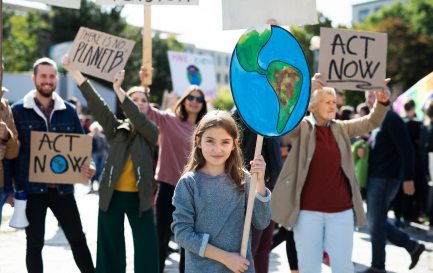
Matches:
[139,67,208,273]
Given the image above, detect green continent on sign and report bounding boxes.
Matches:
[236,28,271,74]
[235,26,303,133]
[266,61,303,133]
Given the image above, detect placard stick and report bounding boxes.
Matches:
[142,5,152,86]
[240,134,264,257]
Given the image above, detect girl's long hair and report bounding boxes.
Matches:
[173,85,207,124]
[183,110,245,189]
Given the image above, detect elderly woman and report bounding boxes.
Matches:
[271,74,390,273]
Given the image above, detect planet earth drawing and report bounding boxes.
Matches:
[50,155,68,174]
[187,65,202,85]
[230,24,310,136]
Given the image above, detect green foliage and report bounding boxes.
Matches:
[358,0,433,92]
[50,1,126,44]
[213,87,234,111]
[3,9,49,71]
[289,12,334,75]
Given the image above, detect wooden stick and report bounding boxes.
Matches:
[141,5,152,86]
[240,134,264,257]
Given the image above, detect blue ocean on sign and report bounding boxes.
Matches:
[230,25,310,136]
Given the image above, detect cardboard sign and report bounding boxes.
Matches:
[96,0,198,5]
[31,0,81,9]
[68,27,135,82]
[29,132,92,184]
[221,0,318,30]
[318,27,388,91]
[167,51,217,99]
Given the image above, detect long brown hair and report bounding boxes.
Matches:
[173,85,207,124]
[183,110,245,189]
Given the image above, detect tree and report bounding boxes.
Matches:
[2,9,49,71]
[358,0,433,92]
[50,1,126,44]
[289,12,334,75]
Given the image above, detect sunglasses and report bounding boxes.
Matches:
[186,94,204,103]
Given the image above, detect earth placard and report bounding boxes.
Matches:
[230,25,311,136]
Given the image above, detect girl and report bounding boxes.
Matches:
[138,67,207,272]
[171,110,272,273]
[62,56,159,273]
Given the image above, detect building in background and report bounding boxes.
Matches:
[352,0,409,23]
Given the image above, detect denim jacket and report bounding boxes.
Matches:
[4,90,84,195]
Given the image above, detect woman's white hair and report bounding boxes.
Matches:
[309,87,336,109]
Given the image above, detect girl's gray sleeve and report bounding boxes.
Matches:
[252,188,272,230]
[171,177,210,257]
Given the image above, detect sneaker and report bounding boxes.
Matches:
[409,243,425,270]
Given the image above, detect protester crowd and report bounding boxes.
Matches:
[1,55,432,273]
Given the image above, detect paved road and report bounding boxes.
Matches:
[1,184,432,273]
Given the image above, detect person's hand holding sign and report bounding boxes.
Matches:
[138,66,153,89]
[375,78,391,104]
[80,164,95,181]
[311,73,326,93]
[249,155,266,197]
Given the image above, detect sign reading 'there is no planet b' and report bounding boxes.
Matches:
[318,27,387,91]
[68,27,135,82]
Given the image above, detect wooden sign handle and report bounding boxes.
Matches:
[142,5,152,86]
[240,134,264,257]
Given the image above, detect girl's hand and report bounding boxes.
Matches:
[249,155,266,181]
[113,70,125,91]
[223,252,250,273]
[250,155,267,196]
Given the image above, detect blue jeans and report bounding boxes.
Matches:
[92,152,107,182]
[293,209,354,273]
[366,177,418,270]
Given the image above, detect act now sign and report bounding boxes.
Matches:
[29,132,92,184]
[318,27,388,91]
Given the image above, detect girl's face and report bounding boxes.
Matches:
[199,127,234,173]
[184,90,204,115]
[130,92,148,113]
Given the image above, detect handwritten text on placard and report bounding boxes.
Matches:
[29,132,92,184]
[318,27,387,91]
[68,27,135,82]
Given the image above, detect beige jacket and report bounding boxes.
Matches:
[271,102,388,229]
[0,87,20,188]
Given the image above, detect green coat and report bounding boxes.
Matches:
[351,139,369,189]
[78,81,159,214]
